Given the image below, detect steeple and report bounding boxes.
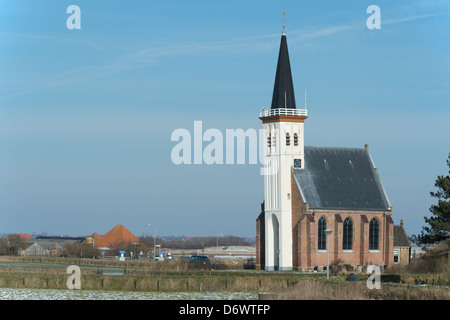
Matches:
[258,21,308,272]
[271,26,296,109]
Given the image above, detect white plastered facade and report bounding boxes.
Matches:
[262,119,305,271]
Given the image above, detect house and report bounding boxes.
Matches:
[13,233,33,239]
[410,242,426,259]
[91,225,140,253]
[22,241,65,256]
[256,24,394,271]
[393,220,411,265]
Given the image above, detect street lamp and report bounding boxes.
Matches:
[148,224,156,260]
[325,229,332,280]
[216,233,223,247]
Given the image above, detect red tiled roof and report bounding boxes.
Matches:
[13,234,32,239]
[94,225,139,248]
[90,232,102,240]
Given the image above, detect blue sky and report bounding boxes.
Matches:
[0,0,449,238]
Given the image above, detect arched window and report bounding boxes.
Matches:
[369,218,379,250]
[343,218,353,250]
[318,217,327,250]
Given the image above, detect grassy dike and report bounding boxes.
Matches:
[0,267,317,293]
[0,256,448,299]
[0,256,311,292]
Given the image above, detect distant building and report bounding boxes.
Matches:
[90,225,140,253]
[13,233,33,239]
[34,235,86,242]
[393,220,411,266]
[410,242,426,259]
[21,240,75,256]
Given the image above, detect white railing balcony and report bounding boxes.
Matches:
[259,107,308,118]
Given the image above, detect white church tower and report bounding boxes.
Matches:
[259,24,308,271]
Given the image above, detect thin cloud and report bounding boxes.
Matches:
[288,25,353,43]
[383,13,439,26]
[124,24,353,62]
[0,31,103,51]
[1,23,353,101]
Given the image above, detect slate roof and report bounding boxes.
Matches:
[271,31,296,109]
[394,225,411,247]
[292,146,391,211]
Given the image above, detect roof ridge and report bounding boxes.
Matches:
[305,145,367,150]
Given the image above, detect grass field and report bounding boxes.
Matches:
[0,256,448,300]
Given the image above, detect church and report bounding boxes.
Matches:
[256,25,394,271]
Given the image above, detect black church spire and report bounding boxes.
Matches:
[271,27,296,109]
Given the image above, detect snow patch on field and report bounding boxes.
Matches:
[0,288,258,300]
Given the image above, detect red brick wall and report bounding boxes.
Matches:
[293,207,394,269]
[291,170,310,270]
[256,213,265,270]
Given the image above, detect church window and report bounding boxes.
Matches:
[318,217,327,250]
[369,218,379,250]
[343,218,353,250]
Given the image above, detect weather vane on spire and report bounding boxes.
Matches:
[282,11,287,35]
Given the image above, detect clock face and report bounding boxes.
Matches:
[294,159,301,168]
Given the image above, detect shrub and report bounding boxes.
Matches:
[380,274,401,283]
[330,259,344,276]
[243,258,256,270]
[211,258,228,271]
